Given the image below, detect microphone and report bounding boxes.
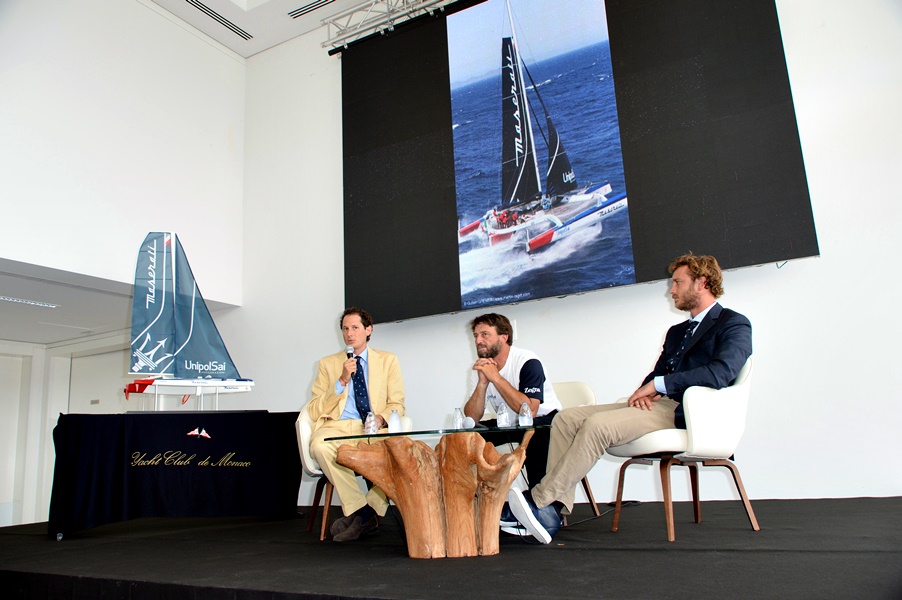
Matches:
[462,416,476,429]
[345,345,354,359]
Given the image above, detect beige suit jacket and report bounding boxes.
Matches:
[306,347,405,433]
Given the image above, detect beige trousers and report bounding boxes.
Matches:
[310,419,390,517]
[531,398,679,513]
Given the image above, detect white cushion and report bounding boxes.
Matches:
[607,428,688,457]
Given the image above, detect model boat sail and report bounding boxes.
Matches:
[458,0,628,252]
[125,232,253,404]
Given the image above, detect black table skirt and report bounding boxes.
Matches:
[48,411,302,538]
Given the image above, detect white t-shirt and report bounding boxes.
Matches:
[469,345,561,418]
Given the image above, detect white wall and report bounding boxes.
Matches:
[0,355,23,526]
[0,340,74,526]
[1,0,900,524]
[0,0,247,305]
[69,350,144,414]
[215,26,346,411]
[0,0,250,523]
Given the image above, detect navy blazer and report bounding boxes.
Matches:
[642,303,752,428]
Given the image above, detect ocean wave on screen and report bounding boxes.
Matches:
[459,224,600,295]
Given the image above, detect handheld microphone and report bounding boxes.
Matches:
[462,416,476,429]
[345,345,354,359]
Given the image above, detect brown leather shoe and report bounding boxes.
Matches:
[330,514,355,537]
[332,514,378,542]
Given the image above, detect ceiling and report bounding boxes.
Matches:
[4,0,461,348]
[148,0,355,57]
[148,0,458,58]
[0,259,134,347]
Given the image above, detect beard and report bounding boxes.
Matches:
[673,287,701,312]
[476,340,502,359]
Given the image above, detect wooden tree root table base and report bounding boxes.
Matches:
[337,430,533,558]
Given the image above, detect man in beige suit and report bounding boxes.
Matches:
[306,307,405,542]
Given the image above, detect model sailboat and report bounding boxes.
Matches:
[124,232,253,408]
[458,0,628,252]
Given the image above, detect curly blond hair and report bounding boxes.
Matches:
[668,253,724,298]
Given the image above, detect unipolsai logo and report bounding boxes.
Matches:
[184,359,227,374]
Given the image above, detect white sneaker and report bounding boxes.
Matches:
[507,488,552,544]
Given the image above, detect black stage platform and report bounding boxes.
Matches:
[2,498,900,599]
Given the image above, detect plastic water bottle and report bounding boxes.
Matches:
[388,410,402,433]
[364,411,378,434]
[497,404,512,428]
[452,408,465,429]
[518,402,533,427]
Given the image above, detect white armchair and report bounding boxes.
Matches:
[295,407,412,541]
[607,357,759,541]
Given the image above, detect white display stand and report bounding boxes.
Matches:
[126,379,254,411]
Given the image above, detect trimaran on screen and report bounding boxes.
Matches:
[458,0,627,252]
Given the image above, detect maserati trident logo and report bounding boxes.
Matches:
[131,334,173,373]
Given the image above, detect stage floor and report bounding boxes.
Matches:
[1,498,900,599]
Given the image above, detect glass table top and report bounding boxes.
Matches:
[324,424,549,442]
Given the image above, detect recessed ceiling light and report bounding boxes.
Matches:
[0,295,59,309]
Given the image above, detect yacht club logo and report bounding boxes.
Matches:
[187,427,211,439]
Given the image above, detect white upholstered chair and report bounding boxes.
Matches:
[295,407,412,541]
[607,357,759,541]
[551,382,601,520]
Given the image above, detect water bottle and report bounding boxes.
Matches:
[518,402,533,427]
[364,411,378,434]
[388,410,402,433]
[497,404,512,428]
[452,408,465,429]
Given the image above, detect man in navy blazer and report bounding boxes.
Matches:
[508,253,752,544]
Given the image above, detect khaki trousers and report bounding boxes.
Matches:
[310,419,390,517]
[531,398,679,513]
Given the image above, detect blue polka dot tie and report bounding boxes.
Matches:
[666,320,698,372]
[352,356,371,423]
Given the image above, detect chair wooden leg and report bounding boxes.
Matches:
[659,456,678,542]
[685,461,701,524]
[563,476,599,526]
[319,483,334,541]
[704,459,760,531]
[581,477,601,517]
[307,477,327,532]
[612,458,651,532]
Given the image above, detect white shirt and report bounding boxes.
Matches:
[468,345,562,418]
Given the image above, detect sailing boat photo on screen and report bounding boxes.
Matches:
[450,0,636,309]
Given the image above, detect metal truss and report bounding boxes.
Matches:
[322,0,458,50]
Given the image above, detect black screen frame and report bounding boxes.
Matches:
[341,0,818,322]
